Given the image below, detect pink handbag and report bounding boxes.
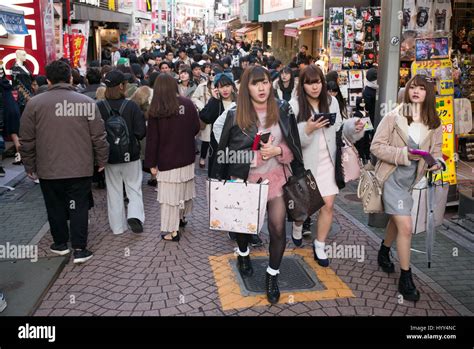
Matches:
[342,136,361,183]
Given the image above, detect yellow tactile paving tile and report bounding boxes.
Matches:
[209,249,355,311]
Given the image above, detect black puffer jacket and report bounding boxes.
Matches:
[211,99,305,180]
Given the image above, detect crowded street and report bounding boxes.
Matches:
[0,0,473,344]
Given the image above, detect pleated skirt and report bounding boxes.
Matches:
[157,163,195,232]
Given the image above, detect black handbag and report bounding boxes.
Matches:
[282,166,325,222]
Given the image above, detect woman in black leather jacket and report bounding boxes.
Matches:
[211,66,304,304]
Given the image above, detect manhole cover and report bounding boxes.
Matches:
[231,255,325,295]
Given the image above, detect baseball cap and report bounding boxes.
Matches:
[104,70,131,87]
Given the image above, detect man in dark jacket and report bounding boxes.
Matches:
[81,67,102,99]
[97,70,146,235]
[20,60,109,264]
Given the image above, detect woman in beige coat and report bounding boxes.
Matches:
[370,75,444,302]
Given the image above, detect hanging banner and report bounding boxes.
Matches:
[72,34,86,68]
[71,22,90,73]
[436,95,457,185]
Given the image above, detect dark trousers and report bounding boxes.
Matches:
[200,141,210,160]
[39,177,92,249]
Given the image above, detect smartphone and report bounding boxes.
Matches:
[313,113,337,126]
[251,132,271,151]
[259,132,271,144]
[409,149,437,167]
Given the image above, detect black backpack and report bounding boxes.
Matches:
[100,99,131,164]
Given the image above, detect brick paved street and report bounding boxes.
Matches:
[27,164,472,316]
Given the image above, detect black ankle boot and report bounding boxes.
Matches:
[265,272,280,304]
[399,268,420,302]
[237,255,253,277]
[378,240,395,273]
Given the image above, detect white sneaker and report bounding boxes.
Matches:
[0,292,7,313]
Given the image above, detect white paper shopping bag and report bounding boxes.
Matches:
[207,179,269,234]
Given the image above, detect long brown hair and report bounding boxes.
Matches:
[105,83,127,100]
[297,65,330,122]
[149,73,180,118]
[403,74,440,129]
[236,66,279,130]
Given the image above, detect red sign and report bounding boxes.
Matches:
[284,28,298,37]
[0,0,52,76]
[72,34,85,68]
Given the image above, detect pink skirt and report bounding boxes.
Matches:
[316,132,339,197]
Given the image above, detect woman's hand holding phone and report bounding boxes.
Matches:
[407,148,422,161]
[305,116,330,135]
[260,136,281,160]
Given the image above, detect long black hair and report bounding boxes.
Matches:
[297,65,330,122]
[327,80,347,119]
[278,66,295,92]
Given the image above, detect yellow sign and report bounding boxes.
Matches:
[411,59,453,96]
[108,0,115,11]
[436,95,457,185]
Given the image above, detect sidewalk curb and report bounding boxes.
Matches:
[0,172,27,196]
[29,221,50,246]
[441,220,474,253]
[335,203,474,316]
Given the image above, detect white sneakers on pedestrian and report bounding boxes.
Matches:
[0,292,7,313]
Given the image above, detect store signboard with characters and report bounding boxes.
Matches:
[411,59,454,96]
[435,95,457,185]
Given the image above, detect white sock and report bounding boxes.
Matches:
[314,239,328,260]
[236,247,250,257]
[292,223,303,239]
[266,266,280,276]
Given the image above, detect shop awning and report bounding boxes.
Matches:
[234,24,261,36]
[72,3,132,24]
[284,16,323,37]
[0,5,28,35]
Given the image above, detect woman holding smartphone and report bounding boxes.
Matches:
[192,67,221,168]
[371,75,443,301]
[289,65,365,261]
[212,66,305,304]
[199,72,237,177]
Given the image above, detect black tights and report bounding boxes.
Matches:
[236,196,287,270]
[200,141,210,160]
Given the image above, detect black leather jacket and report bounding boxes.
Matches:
[211,99,305,180]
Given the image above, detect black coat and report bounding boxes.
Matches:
[212,99,305,181]
[0,79,21,136]
[200,97,226,178]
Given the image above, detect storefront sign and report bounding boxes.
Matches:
[262,0,293,14]
[0,9,28,35]
[117,0,133,11]
[72,33,85,68]
[71,22,89,71]
[43,0,56,63]
[53,3,63,59]
[411,59,454,96]
[284,28,298,37]
[0,0,52,75]
[435,95,457,185]
[79,0,100,7]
